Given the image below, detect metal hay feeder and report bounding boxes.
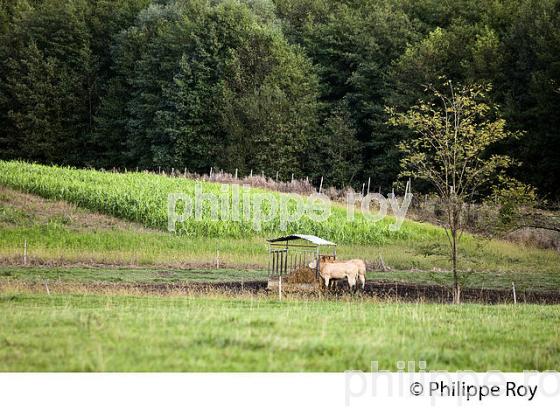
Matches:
[266,234,336,291]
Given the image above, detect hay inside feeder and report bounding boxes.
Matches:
[285,267,319,285]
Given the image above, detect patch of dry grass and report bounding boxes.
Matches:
[0,186,151,232]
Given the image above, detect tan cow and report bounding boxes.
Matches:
[347,259,366,289]
[309,259,361,290]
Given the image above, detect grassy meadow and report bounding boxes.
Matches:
[0,292,558,372]
[2,223,559,277]
[0,162,559,372]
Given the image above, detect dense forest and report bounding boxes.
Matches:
[0,0,559,200]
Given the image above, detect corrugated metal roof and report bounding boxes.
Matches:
[267,234,336,246]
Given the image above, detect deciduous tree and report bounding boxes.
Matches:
[387,81,524,303]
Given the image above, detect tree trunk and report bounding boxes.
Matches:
[451,227,461,304]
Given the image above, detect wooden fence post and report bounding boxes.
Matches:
[216,247,220,269]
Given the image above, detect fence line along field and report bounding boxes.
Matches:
[0,160,440,244]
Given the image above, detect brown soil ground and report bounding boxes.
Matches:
[4,279,559,304]
[361,280,560,304]
[0,186,152,232]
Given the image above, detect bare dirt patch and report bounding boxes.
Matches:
[3,278,559,304]
[0,186,152,232]
[361,280,560,304]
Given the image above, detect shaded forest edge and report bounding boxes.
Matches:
[1,0,559,202]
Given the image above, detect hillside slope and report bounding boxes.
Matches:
[0,160,442,245]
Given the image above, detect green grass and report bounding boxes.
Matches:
[0,266,267,283]
[1,223,558,282]
[0,224,268,266]
[0,293,558,371]
[0,203,31,225]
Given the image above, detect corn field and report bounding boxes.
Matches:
[0,161,443,244]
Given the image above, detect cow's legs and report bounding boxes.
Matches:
[359,274,365,290]
[330,278,341,290]
[347,275,356,292]
[323,276,330,289]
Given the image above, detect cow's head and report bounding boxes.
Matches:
[308,259,317,269]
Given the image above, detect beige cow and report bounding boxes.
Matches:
[347,259,366,289]
[309,259,365,290]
